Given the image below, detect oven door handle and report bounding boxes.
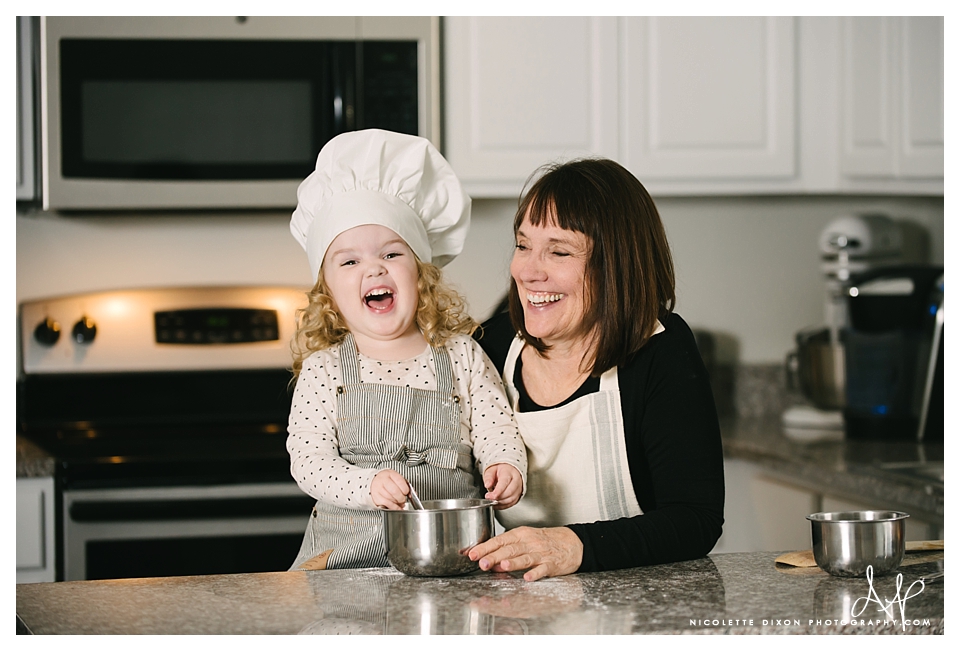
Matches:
[70,495,315,522]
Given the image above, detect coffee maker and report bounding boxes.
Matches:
[844,266,944,441]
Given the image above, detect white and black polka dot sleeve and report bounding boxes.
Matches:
[286,350,380,509]
[451,337,528,489]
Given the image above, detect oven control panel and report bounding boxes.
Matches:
[155,308,279,345]
[19,286,308,374]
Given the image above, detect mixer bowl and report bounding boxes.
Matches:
[383,498,496,577]
[787,327,846,410]
[806,511,908,577]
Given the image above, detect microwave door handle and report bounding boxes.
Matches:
[332,44,344,133]
[332,43,356,134]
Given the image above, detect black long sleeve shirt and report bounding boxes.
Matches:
[475,310,725,572]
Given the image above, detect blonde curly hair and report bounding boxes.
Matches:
[290,258,478,378]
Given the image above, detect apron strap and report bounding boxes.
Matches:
[431,344,454,397]
[338,333,362,386]
[503,335,523,411]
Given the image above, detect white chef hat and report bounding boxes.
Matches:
[290,129,471,281]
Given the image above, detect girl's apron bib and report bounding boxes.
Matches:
[291,334,481,570]
[495,337,643,530]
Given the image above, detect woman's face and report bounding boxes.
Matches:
[510,209,592,348]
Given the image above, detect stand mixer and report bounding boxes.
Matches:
[782,214,903,439]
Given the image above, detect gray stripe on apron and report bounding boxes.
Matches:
[589,390,630,520]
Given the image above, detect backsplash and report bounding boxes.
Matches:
[711,363,805,420]
[735,364,804,418]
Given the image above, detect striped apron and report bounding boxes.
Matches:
[291,333,481,570]
[495,336,643,530]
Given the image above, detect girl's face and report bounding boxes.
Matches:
[322,224,423,358]
[510,209,592,349]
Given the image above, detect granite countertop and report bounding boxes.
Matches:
[16,551,943,635]
[721,417,944,523]
[16,435,55,478]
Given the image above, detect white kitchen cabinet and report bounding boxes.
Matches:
[838,17,943,192]
[713,459,820,553]
[443,16,619,198]
[620,17,796,183]
[444,16,942,197]
[17,477,56,583]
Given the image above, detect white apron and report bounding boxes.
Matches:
[496,336,643,530]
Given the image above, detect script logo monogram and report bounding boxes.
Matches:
[851,565,927,631]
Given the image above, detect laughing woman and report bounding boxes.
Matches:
[470,158,724,581]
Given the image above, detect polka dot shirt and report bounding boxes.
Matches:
[287,334,527,510]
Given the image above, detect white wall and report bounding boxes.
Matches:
[15,194,943,363]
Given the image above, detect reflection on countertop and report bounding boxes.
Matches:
[16,551,943,634]
[721,417,943,524]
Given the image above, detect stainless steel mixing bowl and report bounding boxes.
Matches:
[786,327,846,410]
[383,498,496,577]
[806,510,909,577]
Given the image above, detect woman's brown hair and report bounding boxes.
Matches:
[507,158,675,376]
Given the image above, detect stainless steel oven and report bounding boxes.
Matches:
[17,286,316,581]
[38,16,439,211]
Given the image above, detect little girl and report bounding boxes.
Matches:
[287,129,527,571]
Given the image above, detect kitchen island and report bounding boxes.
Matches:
[16,550,943,635]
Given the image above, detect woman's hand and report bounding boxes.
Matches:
[467,526,583,581]
[482,463,523,509]
[370,469,410,510]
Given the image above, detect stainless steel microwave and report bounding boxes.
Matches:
[39,17,439,211]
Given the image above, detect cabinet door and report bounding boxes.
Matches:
[443,17,618,197]
[17,477,56,583]
[899,17,944,178]
[840,17,943,180]
[715,459,820,553]
[620,17,796,182]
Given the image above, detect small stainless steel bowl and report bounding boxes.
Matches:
[383,498,496,577]
[806,510,909,577]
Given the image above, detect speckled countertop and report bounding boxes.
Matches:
[16,551,943,635]
[16,435,55,478]
[721,417,944,523]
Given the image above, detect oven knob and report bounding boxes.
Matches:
[34,318,61,346]
[72,316,98,344]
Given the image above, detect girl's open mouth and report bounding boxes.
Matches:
[364,288,395,311]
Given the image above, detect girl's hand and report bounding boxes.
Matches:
[370,469,410,510]
[467,526,583,582]
[482,463,523,509]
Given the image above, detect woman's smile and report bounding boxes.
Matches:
[526,292,565,307]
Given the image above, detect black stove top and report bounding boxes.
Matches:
[18,369,295,489]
